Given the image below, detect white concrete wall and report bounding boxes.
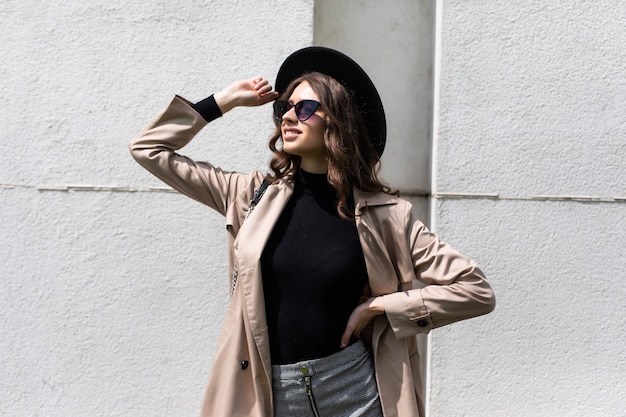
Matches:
[315,0,435,198]
[432,1,626,416]
[3,1,625,416]
[1,1,314,416]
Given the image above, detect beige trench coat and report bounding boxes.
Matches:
[129,96,496,417]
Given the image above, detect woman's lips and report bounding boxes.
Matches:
[282,128,301,140]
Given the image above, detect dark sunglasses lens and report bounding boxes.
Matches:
[295,100,319,121]
[274,100,319,121]
[273,101,290,120]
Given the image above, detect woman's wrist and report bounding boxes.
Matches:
[369,296,385,315]
[213,88,239,114]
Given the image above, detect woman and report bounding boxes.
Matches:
[129,47,495,417]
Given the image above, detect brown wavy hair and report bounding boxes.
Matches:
[267,72,393,220]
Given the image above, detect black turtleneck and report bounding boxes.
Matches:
[188,99,369,364]
[261,170,368,365]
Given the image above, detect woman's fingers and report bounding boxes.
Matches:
[238,77,277,104]
[340,322,356,349]
[215,76,278,113]
[256,91,279,105]
[340,304,366,348]
[252,77,276,97]
[340,297,385,348]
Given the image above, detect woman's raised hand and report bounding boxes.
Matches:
[214,76,279,114]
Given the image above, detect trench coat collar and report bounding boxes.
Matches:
[354,187,399,214]
[235,174,400,262]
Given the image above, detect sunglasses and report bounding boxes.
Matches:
[273,100,321,122]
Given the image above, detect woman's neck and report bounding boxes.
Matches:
[299,159,328,174]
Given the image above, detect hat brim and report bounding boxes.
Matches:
[275,46,386,157]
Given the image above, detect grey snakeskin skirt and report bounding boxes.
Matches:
[271,340,383,417]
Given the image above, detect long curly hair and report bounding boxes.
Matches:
[267,72,393,220]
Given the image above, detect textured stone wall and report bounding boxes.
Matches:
[431,1,626,415]
[1,1,314,415]
[2,1,624,416]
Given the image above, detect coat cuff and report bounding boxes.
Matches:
[191,94,223,123]
[383,290,433,337]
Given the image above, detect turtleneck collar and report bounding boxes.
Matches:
[296,169,336,197]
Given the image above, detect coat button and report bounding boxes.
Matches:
[416,319,428,327]
[240,360,249,370]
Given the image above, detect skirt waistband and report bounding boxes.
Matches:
[272,340,368,379]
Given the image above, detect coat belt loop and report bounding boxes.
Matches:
[398,281,414,291]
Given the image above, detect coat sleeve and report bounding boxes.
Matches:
[382,204,496,337]
[128,95,262,216]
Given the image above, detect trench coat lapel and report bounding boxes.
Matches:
[353,188,398,211]
[232,177,294,382]
[353,188,400,294]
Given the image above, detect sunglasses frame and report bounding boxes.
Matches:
[273,99,321,122]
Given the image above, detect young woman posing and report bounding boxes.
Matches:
[129,47,495,417]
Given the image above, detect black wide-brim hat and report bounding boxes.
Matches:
[275,46,386,157]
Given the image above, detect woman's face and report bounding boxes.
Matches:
[280,81,328,173]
